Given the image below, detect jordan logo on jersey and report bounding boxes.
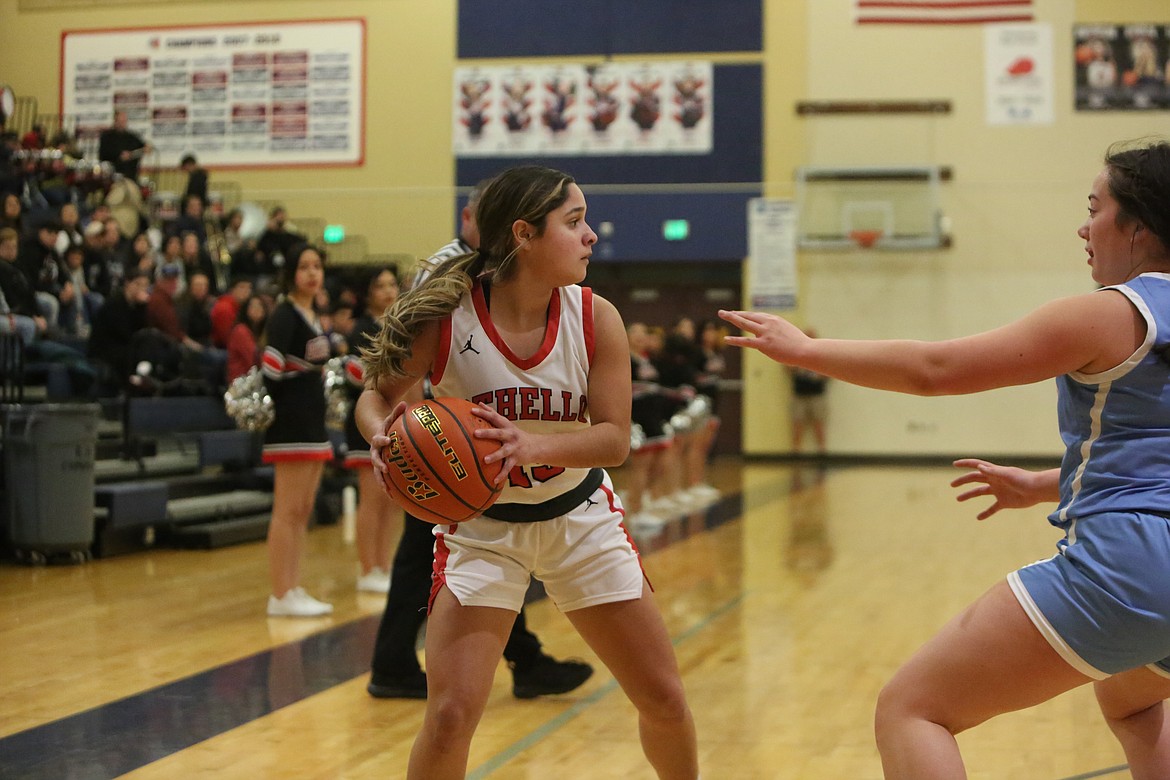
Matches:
[459,335,480,355]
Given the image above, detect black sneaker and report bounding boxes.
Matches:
[367,671,427,699]
[511,657,594,699]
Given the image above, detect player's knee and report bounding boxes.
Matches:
[636,679,691,724]
[424,696,482,743]
[874,678,964,740]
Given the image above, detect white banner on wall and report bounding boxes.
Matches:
[747,198,798,310]
[453,60,713,157]
[984,23,1054,126]
[61,19,366,168]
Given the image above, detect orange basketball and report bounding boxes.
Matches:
[380,397,504,524]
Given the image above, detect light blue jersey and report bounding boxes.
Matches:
[1011,273,1170,678]
[1051,273,1170,529]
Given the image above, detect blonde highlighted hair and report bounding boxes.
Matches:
[361,165,576,384]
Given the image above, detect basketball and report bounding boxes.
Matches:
[379,397,504,524]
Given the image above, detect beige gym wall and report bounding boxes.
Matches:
[0,0,459,263]
[745,0,1169,457]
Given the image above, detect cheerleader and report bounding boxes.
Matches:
[261,244,337,617]
[342,265,403,592]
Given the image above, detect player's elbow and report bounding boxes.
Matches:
[907,359,972,397]
[597,425,630,466]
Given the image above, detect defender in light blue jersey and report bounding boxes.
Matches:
[722,139,1170,779]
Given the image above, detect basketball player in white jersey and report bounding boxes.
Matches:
[357,166,698,779]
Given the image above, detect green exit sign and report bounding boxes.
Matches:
[323,225,345,244]
[662,219,690,241]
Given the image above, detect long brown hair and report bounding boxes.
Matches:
[361,165,575,384]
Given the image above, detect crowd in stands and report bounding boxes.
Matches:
[0,126,355,401]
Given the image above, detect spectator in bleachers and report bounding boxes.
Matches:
[81,220,116,299]
[0,133,22,197]
[179,230,217,294]
[180,153,208,207]
[171,194,207,245]
[146,264,226,389]
[60,244,101,339]
[0,226,46,345]
[78,202,110,234]
[253,206,302,284]
[225,293,267,384]
[1,192,24,236]
[17,218,66,327]
[210,276,252,349]
[98,110,151,184]
[20,124,46,151]
[87,268,150,393]
[176,271,214,347]
[128,231,159,277]
[157,233,181,277]
[103,217,130,265]
[222,208,250,258]
[54,202,83,255]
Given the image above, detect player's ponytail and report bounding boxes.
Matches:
[361,165,575,384]
[361,250,483,383]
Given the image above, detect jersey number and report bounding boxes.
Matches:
[508,465,566,489]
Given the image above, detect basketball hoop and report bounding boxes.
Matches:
[849,229,884,249]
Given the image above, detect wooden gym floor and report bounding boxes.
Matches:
[0,459,1134,779]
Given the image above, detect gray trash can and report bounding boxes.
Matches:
[2,403,99,564]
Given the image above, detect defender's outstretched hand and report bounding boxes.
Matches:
[718,310,810,364]
[950,459,1060,521]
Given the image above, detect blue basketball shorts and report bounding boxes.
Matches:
[1009,510,1170,679]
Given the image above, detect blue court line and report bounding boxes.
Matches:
[0,617,381,780]
[1057,766,1130,780]
[467,593,746,780]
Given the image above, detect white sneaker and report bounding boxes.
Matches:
[268,587,334,617]
[357,567,391,593]
[649,495,686,517]
[629,511,668,531]
[685,484,721,504]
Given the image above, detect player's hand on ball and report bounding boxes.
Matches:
[370,401,408,491]
[470,403,534,485]
[719,309,809,364]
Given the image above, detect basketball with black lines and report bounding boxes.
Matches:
[380,397,504,524]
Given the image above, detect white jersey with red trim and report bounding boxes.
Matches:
[430,281,595,506]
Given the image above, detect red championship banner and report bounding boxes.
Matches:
[855,1,1033,25]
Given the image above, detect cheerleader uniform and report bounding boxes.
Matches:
[260,299,334,462]
[631,352,673,452]
[341,312,381,468]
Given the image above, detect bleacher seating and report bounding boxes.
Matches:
[2,87,378,563]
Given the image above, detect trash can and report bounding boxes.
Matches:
[2,403,99,564]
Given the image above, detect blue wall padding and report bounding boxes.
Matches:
[457,0,762,58]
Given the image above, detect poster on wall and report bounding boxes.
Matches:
[452,60,713,157]
[61,19,366,168]
[747,198,798,311]
[984,23,1054,125]
[1075,24,1170,111]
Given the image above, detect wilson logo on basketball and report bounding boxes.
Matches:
[412,405,469,481]
[385,431,440,502]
